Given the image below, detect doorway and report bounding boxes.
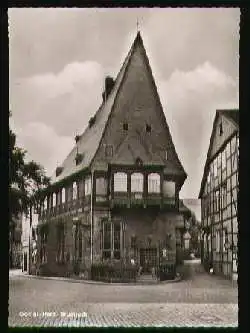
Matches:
[140,248,157,273]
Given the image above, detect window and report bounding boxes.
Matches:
[62,188,66,204]
[165,150,168,161]
[219,121,223,136]
[207,171,211,186]
[114,172,127,192]
[57,191,61,206]
[40,226,48,264]
[85,177,92,196]
[43,197,47,211]
[226,141,231,159]
[105,145,113,157]
[96,177,107,196]
[148,173,160,193]
[216,230,220,252]
[123,123,128,131]
[131,173,143,193]
[73,181,78,200]
[221,184,227,209]
[103,221,111,259]
[163,181,175,198]
[146,124,151,133]
[221,150,226,170]
[214,158,218,178]
[214,190,220,212]
[52,193,56,207]
[74,224,83,261]
[101,220,123,260]
[78,180,85,198]
[56,223,65,263]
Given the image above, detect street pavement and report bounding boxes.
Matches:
[9,272,238,327]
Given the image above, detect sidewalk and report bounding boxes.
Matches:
[9,271,181,286]
[9,269,26,277]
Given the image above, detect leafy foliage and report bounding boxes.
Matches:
[9,111,50,222]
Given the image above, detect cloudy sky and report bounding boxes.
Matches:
[9,8,239,198]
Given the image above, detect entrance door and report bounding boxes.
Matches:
[23,252,27,272]
[140,248,157,273]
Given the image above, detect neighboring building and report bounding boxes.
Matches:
[179,199,201,255]
[199,109,238,281]
[21,207,39,274]
[36,32,187,278]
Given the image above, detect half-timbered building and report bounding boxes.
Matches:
[36,32,187,278]
[199,109,238,282]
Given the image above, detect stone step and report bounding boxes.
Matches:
[137,274,158,284]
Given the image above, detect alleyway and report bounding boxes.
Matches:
[9,270,238,327]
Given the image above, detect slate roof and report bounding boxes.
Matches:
[51,32,187,186]
[51,34,135,184]
[198,109,239,199]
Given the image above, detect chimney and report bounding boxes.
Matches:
[102,76,115,102]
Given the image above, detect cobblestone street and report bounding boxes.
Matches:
[9,272,238,327]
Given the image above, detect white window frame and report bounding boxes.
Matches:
[85,177,92,196]
[114,172,127,192]
[73,181,78,200]
[52,193,56,207]
[61,188,65,204]
[148,173,160,194]
[131,173,143,193]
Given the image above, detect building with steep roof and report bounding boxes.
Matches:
[36,32,187,278]
[199,109,238,282]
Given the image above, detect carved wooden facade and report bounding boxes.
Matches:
[36,32,187,277]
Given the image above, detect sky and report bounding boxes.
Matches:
[9,8,239,199]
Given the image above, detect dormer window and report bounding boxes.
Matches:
[75,153,83,165]
[123,123,128,131]
[219,122,223,136]
[146,124,151,133]
[105,145,113,158]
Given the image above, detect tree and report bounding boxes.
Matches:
[9,111,50,268]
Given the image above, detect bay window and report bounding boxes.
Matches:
[131,173,143,193]
[148,173,160,193]
[114,172,127,192]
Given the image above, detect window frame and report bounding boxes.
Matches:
[114,172,128,193]
[131,172,144,193]
[148,173,161,194]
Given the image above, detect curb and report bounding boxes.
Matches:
[11,274,182,286]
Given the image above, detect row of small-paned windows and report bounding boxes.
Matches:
[206,134,239,190]
[43,173,175,210]
[113,172,162,194]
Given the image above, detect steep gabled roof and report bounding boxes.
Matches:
[51,34,138,184]
[51,32,187,186]
[198,109,239,199]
